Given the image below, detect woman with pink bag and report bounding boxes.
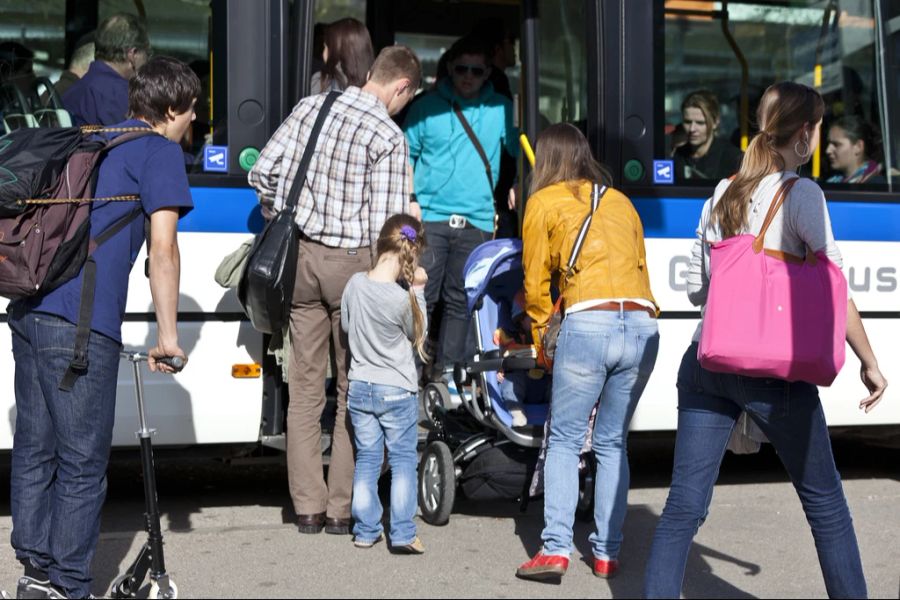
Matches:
[643,82,887,599]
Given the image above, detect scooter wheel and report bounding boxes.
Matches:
[110,574,136,599]
[149,580,178,599]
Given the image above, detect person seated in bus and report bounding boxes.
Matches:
[825,115,885,184]
[643,81,887,599]
[404,34,519,382]
[50,33,95,100]
[10,56,196,600]
[249,45,422,537]
[63,13,151,127]
[310,18,373,94]
[673,90,742,182]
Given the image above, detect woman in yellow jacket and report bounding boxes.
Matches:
[516,123,659,581]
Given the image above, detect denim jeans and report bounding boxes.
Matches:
[541,309,659,559]
[8,307,121,598]
[420,221,491,370]
[644,343,867,599]
[347,381,419,545]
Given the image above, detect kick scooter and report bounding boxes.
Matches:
[110,351,183,600]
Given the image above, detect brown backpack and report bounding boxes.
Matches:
[0,126,158,390]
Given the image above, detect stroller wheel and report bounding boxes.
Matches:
[576,453,596,522]
[418,441,456,526]
[422,382,450,425]
[149,579,178,599]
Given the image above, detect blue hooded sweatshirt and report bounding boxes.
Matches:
[404,79,519,233]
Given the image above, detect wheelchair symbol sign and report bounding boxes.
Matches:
[203,146,228,173]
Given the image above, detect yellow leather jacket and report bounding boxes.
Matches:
[522,180,658,348]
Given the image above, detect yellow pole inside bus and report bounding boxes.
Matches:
[520,134,536,168]
[813,64,822,179]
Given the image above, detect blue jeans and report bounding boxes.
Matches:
[644,344,867,599]
[542,309,659,559]
[420,221,491,370]
[347,381,419,545]
[8,308,121,598]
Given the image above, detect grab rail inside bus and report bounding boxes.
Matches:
[814,1,839,180]
[665,3,749,151]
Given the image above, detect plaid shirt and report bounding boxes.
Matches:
[248,87,410,248]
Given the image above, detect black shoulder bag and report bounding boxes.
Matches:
[540,182,607,368]
[238,91,340,334]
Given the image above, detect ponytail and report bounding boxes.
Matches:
[713,132,783,239]
[712,82,824,239]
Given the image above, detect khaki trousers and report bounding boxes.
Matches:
[287,238,371,518]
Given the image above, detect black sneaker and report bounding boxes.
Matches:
[15,577,65,599]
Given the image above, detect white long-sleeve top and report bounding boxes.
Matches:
[687,171,845,342]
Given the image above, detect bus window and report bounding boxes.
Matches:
[537,0,587,131]
[663,0,896,190]
[98,0,217,170]
[315,0,366,23]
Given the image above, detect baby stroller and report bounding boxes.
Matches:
[418,239,593,525]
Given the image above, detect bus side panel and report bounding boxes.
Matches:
[630,237,900,431]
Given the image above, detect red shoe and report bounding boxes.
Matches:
[592,557,619,579]
[516,551,569,581]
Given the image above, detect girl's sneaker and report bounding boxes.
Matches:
[391,537,425,555]
[353,533,384,549]
[507,401,528,427]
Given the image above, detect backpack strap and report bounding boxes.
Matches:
[58,130,155,391]
[563,182,607,280]
[59,205,144,391]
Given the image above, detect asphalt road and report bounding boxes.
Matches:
[0,434,896,598]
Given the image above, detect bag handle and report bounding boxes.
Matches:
[283,91,341,214]
[452,102,494,193]
[564,182,607,280]
[752,176,799,253]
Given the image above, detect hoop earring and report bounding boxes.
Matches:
[794,140,811,160]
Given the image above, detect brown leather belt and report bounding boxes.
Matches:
[582,301,656,318]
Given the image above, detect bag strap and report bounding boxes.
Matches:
[752,176,800,254]
[58,131,157,391]
[452,102,494,193]
[59,206,144,391]
[283,91,341,214]
[564,183,607,280]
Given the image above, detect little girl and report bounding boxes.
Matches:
[341,214,428,554]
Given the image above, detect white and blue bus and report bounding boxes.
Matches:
[0,0,897,451]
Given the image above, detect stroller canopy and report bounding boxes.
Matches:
[463,238,523,314]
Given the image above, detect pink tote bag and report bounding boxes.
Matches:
[698,178,848,386]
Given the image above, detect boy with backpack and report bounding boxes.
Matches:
[4,56,197,599]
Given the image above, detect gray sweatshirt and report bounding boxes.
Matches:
[341,272,427,392]
[687,172,845,342]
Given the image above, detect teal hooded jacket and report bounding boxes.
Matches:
[404,79,519,232]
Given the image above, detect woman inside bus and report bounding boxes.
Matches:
[515,123,659,581]
[644,82,888,599]
[310,17,374,93]
[673,90,743,182]
[825,115,884,184]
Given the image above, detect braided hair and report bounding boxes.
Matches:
[375,214,428,360]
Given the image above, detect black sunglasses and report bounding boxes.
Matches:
[453,64,487,77]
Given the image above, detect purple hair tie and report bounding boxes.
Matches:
[399,225,417,242]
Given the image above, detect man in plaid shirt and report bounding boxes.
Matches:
[249,45,421,536]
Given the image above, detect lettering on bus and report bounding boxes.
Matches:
[669,257,897,293]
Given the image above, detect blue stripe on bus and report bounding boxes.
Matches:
[181,187,900,242]
[631,197,900,241]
